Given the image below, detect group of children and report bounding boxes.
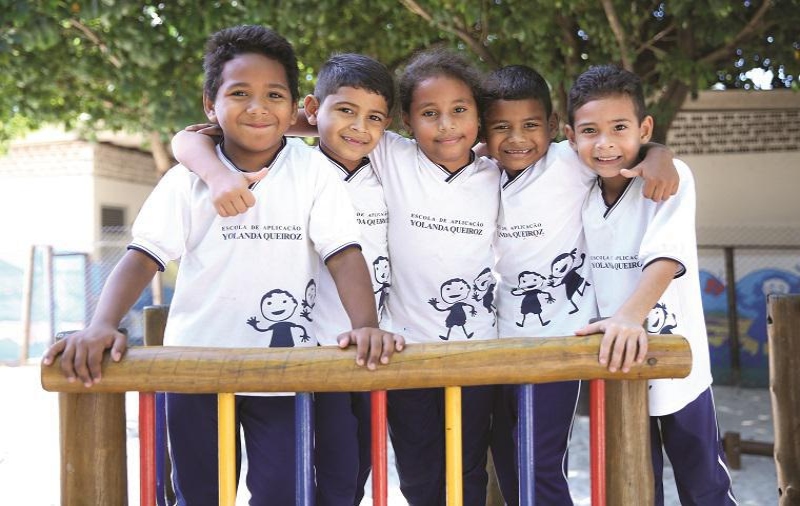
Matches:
[43,23,737,506]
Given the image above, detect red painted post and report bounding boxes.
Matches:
[590,379,606,506]
[371,390,388,506]
[139,392,156,506]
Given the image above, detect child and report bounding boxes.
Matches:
[370,48,499,506]
[42,25,402,506]
[568,64,736,505]
[172,52,394,506]
[483,64,679,505]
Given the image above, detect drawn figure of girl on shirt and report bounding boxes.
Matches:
[247,288,311,347]
[372,256,391,313]
[548,248,591,314]
[428,278,477,341]
[511,271,555,327]
[646,302,678,335]
[471,267,497,327]
[299,279,317,322]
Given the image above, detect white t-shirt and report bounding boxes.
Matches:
[582,159,713,416]
[370,131,500,343]
[130,140,361,350]
[312,149,390,345]
[495,141,598,338]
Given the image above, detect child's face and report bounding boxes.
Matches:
[565,94,652,181]
[403,76,479,172]
[484,99,558,175]
[261,291,298,322]
[203,53,298,172]
[441,279,470,303]
[305,86,391,171]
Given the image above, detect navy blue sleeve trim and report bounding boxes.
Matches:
[323,242,362,264]
[643,256,686,279]
[127,245,166,272]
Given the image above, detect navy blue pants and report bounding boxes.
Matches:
[490,381,581,506]
[165,393,296,506]
[651,387,736,506]
[387,386,494,506]
[314,392,372,506]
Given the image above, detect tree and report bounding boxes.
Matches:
[2,0,798,167]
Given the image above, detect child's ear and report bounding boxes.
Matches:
[548,112,559,141]
[401,112,411,133]
[640,115,654,143]
[303,95,320,126]
[564,124,576,148]
[203,93,217,123]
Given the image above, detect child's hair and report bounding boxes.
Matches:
[314,53,395,113]
[398,48,483,115]
[567,64,646,126]
[482,65,553,118]
[203,25,299,104]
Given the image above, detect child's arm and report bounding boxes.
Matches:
[171,129,261,217]
[575,258,679,373]
[326,247,404,370]
[623,143,679,203]
[41,250,160,386]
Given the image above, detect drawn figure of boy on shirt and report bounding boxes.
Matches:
[548,248,591,314]
[247,288,310,347]
[646,302,678,335]
[428,278,477,341]
[299,279,317,322]
[372,256,391,313]
[511,271,555,327]
[471,267,497,327]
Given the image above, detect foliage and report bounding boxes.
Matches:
[1,0,798,156]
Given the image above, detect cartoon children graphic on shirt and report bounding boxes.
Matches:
[428,278,477,340]
[471,267,497,327]
[646,302,678,334]
[299,279,317,322]
[511,270,555,327]
[247,288,311,347]
[548,248,591,314]
[372,256,391,313]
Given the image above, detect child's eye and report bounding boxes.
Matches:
[492,124,509,131]
[269,92,285,100]
[580,128,596,135]
[454,106,468,114]
[338,107,354,115]
[422,110,438,118]
[368,114,384,122]
[231,90,248,97]
[524,122,540,129]
[614,124,627,131]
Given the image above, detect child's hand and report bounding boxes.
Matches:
[623,145,679,202]
[184,123,224,138]
[575,316,648,373]
[41,324,128,387]
[207,169,267,217]
[337,328,405,371]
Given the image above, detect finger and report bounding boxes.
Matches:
[394,334,405,352]
[607,334,627,373]
[620,337,637,373]
[366,333,383,370]
[232,196,249,215]
[42,339,66,365]
[58,341,78,382]
[636,333,649,363]
[575,322,600,336]
[669,179,679,196]
[354,332,368,367]
[337,332,353,349]
[87,345,105,384]
[184,123,210,132]
[241,190,256,208]
[619,167,641,179]
[110,333,127,362]
[216,203,231,218]
[71,345,93,387]
[244,167,270,183]
[597,330,613,366]
[380,333,395,364]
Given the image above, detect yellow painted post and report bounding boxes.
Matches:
[445,386,463,506]
[218,393,236,506]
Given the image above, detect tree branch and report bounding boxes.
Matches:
[635,23,675,58]
[67,19,122,69]
[700,0,773,64]
[600,0,633,70]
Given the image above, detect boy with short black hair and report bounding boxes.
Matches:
[568,64,736,505]
[483,64,679,505]
[43,25,402,505]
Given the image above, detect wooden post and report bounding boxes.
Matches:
[767,294,800,504]
[19,245,35,364]
[59,392,128,505]
[43,245,56,346]
[605,380,653,505]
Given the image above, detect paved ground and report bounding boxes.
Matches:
[0,365,779,505]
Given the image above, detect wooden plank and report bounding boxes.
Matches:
[42,335,692,394]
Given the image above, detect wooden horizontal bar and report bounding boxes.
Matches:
[41,335,691,394]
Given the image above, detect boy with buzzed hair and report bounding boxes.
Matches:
[172,52,395,505]
[44,25,403,506]
[568,64,736,505]
[483,64,679,505]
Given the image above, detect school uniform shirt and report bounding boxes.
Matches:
[582,159,713,416]
[129,139,361,351]
[369,131,500,344]
[312,147,390,345]
[495,140,598,338]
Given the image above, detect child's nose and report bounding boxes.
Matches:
[248,97,272,114]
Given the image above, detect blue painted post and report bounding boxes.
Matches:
[155,393,168,506]
[518,384,535,506]
[295,393,315,506]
